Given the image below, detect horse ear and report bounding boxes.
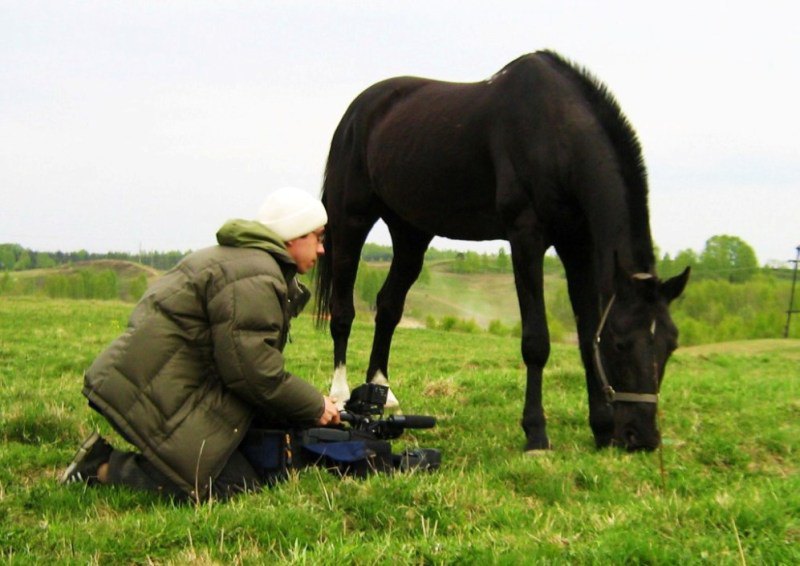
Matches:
[660,267,691,303]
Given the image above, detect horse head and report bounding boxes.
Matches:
[595,263,690,451]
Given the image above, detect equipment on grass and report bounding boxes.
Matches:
[242,383,440,482]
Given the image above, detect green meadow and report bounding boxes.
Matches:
[1,296,798,564]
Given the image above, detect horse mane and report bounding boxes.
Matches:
[538,50,655,270]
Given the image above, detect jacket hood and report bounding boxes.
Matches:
[216,219,295,266]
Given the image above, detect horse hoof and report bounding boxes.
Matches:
[383,388,400,409]
[370,372,401,409]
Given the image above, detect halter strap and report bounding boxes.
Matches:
[592,294,659,404]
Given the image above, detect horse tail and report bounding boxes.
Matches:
[314,166,334,329]
[314,111,353,329]
[314,77,427,329]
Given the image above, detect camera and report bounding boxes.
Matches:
[340,383,437,440]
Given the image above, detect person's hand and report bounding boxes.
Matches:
[316,396,341,426]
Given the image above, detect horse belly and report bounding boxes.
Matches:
[377,172,504,240]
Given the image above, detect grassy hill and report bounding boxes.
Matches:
[13,258,161,282]
[4,258,549,331]
[362,260,573,338]
[1,297,797,563]
[5,255,796,346]
[405,264,521,327]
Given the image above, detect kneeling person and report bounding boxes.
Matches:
[59,187,338,500]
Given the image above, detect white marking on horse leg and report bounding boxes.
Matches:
[370,370,400,410]
[330,364,350,411]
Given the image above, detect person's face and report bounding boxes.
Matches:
[285,228,325,274]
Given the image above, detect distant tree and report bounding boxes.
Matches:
[700,235,758,282]
[658,247,701,279]
[451,251,483,273]
[34,252,56,269]
[496,248,510,273]
[149,250,189,270]
[425,248,460,262]
[674,248,700,270]
[361,243,393,262]
[13,251,32,271]
[542,254,566,277]
[0,244,22,270]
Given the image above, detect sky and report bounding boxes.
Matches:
[2,1,798,265]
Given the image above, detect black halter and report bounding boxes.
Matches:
[592,293,659,404]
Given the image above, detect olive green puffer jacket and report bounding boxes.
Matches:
[83,219,323,498]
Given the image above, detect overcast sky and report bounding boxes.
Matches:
[2,1,798,265]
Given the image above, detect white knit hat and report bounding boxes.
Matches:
[256,187,328,241]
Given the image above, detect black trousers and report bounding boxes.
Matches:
[106,448,262,502]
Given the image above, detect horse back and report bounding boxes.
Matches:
[324,53,622,241]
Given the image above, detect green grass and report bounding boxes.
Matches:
[1,296,798,564]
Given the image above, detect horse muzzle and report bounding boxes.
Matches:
[613,403,661,451]
[613,427,661,452]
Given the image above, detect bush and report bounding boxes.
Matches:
[489,319,510,336]
[0,272,11,294]
[426,315,479,334]
[43,270,118,300]
[127,274,148,302]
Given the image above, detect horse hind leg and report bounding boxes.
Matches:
[327,212,379,410]
[367,220,432,408]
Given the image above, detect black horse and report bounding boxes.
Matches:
[315,50,689,452]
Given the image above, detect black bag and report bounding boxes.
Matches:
[241,427,395,482]
[240,429,296,486]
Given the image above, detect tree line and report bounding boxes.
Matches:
[4,234,781,282]
[360,234,786,283]
[4,235,798,345]
[0,243,189,272]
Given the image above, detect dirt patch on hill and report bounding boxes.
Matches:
[679,339,800,359]
[398,317,426,329]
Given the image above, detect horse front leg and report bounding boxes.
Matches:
[556,243,614,448]
[366,223,432,408]
[508,223,551,451]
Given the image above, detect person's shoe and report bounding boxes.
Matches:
[59,431,113,485]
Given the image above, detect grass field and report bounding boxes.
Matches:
[1,296,798,564]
